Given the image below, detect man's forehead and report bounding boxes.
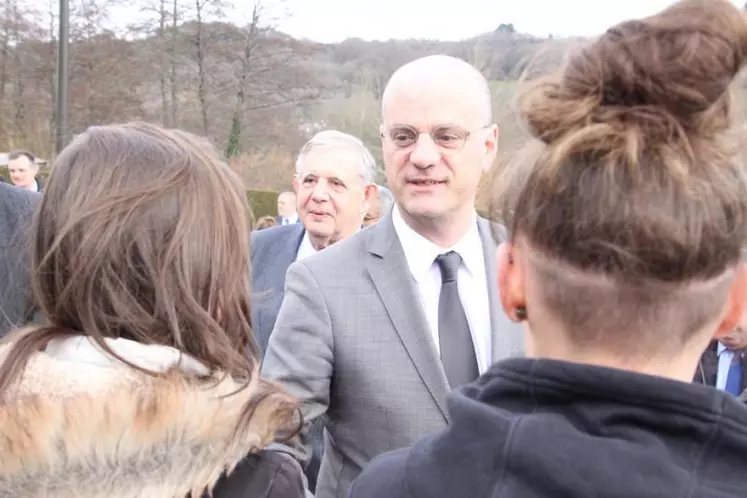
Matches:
[8,156,32,169]
[382,87,487,128]
[300,148,361,178]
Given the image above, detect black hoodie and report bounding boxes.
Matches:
[350,358,747,498]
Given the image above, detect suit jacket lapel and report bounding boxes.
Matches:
[477,218,525,362]
[269,225,305,294]
[366,215,450,420]
[256,225,306,354]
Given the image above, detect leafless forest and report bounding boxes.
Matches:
[7,0,582,191]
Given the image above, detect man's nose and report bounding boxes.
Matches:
[311,180,330,201]
[409,134,440,169]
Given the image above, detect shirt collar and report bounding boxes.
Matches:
[717,342,744,356]
[296,227,361,262]
[295,230,318,261]
[391,205,483,282]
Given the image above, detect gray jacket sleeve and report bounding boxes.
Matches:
[261,260,334,466]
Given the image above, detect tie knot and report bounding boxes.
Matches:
[436,251,462,283]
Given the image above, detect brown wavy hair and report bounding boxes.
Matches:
[493,0,747,352]
[0,122,298,437]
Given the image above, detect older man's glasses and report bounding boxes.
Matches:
[381,125,487,154]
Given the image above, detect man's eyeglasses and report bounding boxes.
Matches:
[380,125,489,155]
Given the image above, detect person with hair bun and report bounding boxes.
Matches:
[351,1,747,497]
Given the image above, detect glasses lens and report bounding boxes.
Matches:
[432,127,467,151]
[388,127,417,148]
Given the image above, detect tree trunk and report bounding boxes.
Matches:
[194,0,208,136]
[169,0,178,126]
[158,0,169,126]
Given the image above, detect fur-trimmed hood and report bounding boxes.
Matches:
[0,340,281,498]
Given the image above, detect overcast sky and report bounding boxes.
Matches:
[29,0,746,43]
[260,0,745,42]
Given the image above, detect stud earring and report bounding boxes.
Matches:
[515,307,528,321]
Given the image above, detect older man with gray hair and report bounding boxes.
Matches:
[250,129,377,492]
[252,128,378,355]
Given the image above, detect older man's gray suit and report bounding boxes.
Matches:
[0,183,39,337]
[250,223,305,356]
[250,221,326,493]
[261,212,524,498]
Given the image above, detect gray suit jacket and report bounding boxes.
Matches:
[0,183,39,336]
[251,223,306,357]
[261,213,524,498]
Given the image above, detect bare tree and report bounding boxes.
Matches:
[157,0,169,125]
[0,0,15,131]
[9,0,27,131]
[129,0,176,126]
[189,0,223,136]
[169,0,179,125]
[311,73,383,177]
[225,0,321,157]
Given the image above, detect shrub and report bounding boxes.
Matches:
[246,189,279,221]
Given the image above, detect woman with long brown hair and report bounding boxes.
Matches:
[351,0,747,496]
[0,122,303,497]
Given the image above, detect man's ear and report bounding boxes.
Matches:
[362,184,377,216]
[497,241,526,323]
[482,124,499,174]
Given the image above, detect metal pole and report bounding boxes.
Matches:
[55,0,69,154]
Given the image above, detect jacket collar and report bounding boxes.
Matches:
[0,334,287,497]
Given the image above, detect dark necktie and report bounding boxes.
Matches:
[725,352,743,396]
[436,251,479,388]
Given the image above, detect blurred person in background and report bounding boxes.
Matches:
[256,215,278,230]
[276,191,298,225]
[694,297,747,398]
[8,150,42,192]
[0,122,304,498]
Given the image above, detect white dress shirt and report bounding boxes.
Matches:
[295,230,318,262]
[392,205,492,374]
[281,214,299,225]
[716,342,740,391]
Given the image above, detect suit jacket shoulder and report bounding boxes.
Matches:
[0,184,40,336]
[292,224,378,275]
[250,223,306,357]
[0,183,39,244]
[252,224,304,256]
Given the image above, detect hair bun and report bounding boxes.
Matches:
[521,0,747,152]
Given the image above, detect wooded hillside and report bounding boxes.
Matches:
[6,0,583,190]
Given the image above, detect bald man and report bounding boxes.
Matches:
[262,55,523,498]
